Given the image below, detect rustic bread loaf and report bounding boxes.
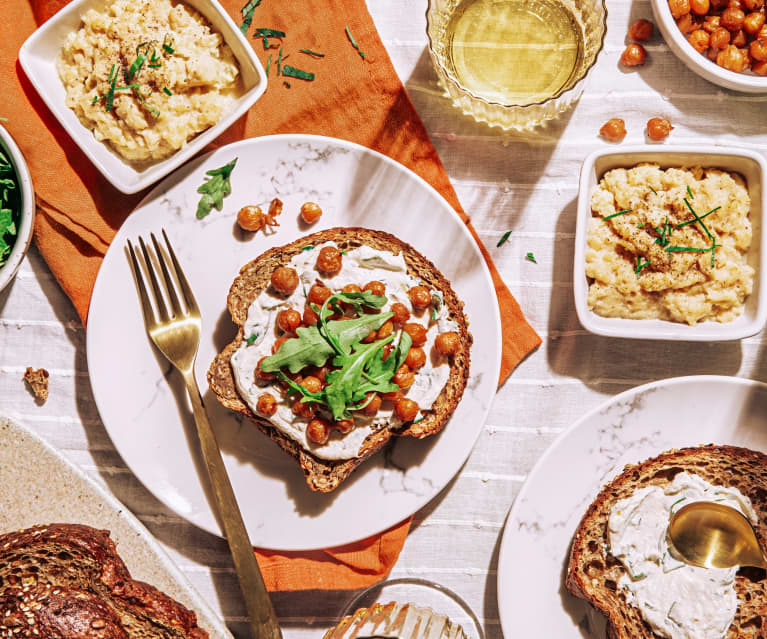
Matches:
[207,227,472,492]
[0,523,208,639]
[566,445,767,639]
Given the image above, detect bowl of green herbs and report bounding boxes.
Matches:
[0,124,35,294]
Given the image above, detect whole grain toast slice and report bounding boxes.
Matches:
[207,227,472,493]
[0,523,207,639]
[566,445,767,639]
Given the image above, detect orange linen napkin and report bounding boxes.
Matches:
[4,0,541,591]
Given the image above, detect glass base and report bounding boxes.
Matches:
[337,578,485,639]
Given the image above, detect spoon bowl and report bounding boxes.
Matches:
[667,502,767,570]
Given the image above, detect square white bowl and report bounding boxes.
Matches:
[18,0,267,194]
[574,146,767,341]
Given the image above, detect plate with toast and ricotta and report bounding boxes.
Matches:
[86,134,501,550]
[497,375,767,639]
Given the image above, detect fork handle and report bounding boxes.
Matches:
[182,371,282,639]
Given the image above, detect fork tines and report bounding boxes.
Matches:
[127,229,199,328]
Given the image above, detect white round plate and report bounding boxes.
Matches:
[87,134,501,551]
[497,375,767,639]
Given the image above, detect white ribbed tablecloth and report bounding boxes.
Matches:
[2,1,766,637]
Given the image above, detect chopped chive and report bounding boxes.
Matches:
[127,53,146,80]
[91,95,102,105]
[603,208,632,221]
[246,334,258,345]
[281,65,314,80]
[239,0,260,34]
[300,245,314,252]
[283,81,291,88]
[162,87,172,96]
[664,245,709,253]
[687,185,694,199]
[670,497,687,510]
[674,206,720,229]
[163,43,175,54]
[345,25,366,59]
[497,230,511,247]
[150,49,160,63]
[147,63,162,68]
[104,64,118,112]
[162,34,175,55]
[0,117,7,122]
[300,48,325,57]
[265,53,272,76]
[683,197,714,240]
[277,47,283,75]
[635,256,651,276]
[649,186,658,195]
[525,252,537,264]
[637,223,647,228]
[114,84,141,91]
[255,28,286,37]
[431,307,438,322]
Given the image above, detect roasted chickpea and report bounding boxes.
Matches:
[391,302,411,325]
[669,0,691,18]
[382,344,394,361]
[744,11,766,33]
[272,336,289,354]
[271,267,299,296]
[303,304,319,326]
[729,0,744,8]
[690,0,711,13]
[599,118,627,142]
[361,328,379,344]
[277,309,301,334]
[646,117,674,141]
[306,418,331,444]
[717,43,749,69]
[301,376,322,394]
[377,320,394,340]
[620,43,647,66]
[403,322,428,347]
[628,18,654,41]
[394,399,419,422]
[408,286,432,310]
[677,13,697,34]
[292,398,316,419]
[256,393,278,417]
[732,28,748,46]
[711,0,729,8]
[361,392,382,417]
[393,364,415,390]
[300,202,323,224]
[255,357,274,382]
[382,389,405,402]
[710,26,732,47]
[342,283,362,295]
[688,28,711,52]
[363,281,386,296]
[237,205,267,232]
[752,58,767,73]
[722,7,746,30]
[316,246,342,275]
[751,38,767,58]
[758,24,767,40]
[405,347,427,370]
[703,15,721,32]
[307,283,332,306]
[335,419,354,434]
[434,332,461,356]
[743,0,764,9]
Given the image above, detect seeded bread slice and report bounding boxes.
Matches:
[0,523,207,639]
[566,445,767,639]
[207,227,472,493]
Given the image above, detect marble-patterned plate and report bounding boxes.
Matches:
[86,134,501,551]
[0,416,232,639]
[496,375,767,639]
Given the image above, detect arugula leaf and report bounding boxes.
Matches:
[259,312,391,374]
[355,331,412,400]
[196,158,237,219]
[0,146,20,268]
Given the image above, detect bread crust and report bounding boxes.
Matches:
[565,445,767,639]
[207,227,472,492]
[0,523,208,639]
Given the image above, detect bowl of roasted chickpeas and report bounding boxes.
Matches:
[651,0,767,92]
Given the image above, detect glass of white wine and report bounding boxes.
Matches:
[426,0,607,130]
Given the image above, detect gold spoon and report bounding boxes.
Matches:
[667,501,767,570]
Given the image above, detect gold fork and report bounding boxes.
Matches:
[127,229,281,639]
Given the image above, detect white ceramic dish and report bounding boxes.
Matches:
[574,146,767,341]
[86,134,502,551]
[18,0,267,194]
[650,0,767,93]
[0,415,232,639]
[0,125,35,294]
[496,375,767,639]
